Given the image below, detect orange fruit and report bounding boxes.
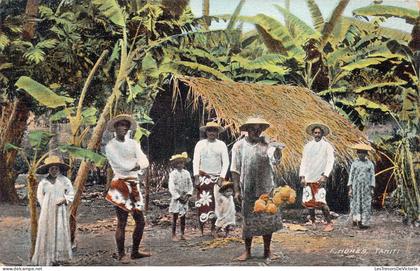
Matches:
[266,202,278,214]
[259,193,270,202]
[254,199,267,213]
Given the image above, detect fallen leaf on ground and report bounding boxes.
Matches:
[284,223,308,231]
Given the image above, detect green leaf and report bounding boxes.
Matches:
[134,127,151,142]
[92,0,126,27]
[306,0,324,31]
[354,97,391,112]
[4,143,22,152]
[59,144,106,167]
[318,87,347,96]
[36,39,59,49]
[239,14,305,57]
[15,76,74,108]
[227,0,246,30]
[50,108,75,122]
[23,47,45,64]
[230,55,289,75]
[28,130,54,149]
[353,5,418,25]
[353,81,407,93]
[340,17,411,42]
[0,33,10,51]
[142,53,158,71]
[39,5,54,18]
[341,57,384,71]
[81,107,97,126]
[174,61,232,81]
[274,4,319,44]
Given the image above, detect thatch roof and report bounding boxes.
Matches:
[174,76,369,173]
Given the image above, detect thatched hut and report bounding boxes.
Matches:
[146,76,370,211]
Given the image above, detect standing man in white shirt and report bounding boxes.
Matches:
[193,121,230,237]
[299,123,335,232]
[104,114,151,262]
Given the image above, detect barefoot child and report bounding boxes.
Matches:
[214,181,236,237]
[168,152,193,241]
[32,156,74,266]
[347,143,376,229]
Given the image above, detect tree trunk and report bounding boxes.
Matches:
[69,92,116,244]
[27,170,38,257]
[0,99,31,203]
[202,0,210,30]
[22,0,40,40]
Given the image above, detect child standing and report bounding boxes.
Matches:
[214,181,236,237]
[347,143,376,229]
[168,152,193,241]
[32,155,74,266]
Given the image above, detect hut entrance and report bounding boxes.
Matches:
[145,81,232,165]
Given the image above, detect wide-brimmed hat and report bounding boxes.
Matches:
[36,155,69,174]
[239,117,270,131]
[107,114,137,132]
[170,152,191,163]
[199,121,225,133]
[219,181,234,193]
[305,122,331,136]
[351,143,373,152]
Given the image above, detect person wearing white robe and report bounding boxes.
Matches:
[32,156,74,266]
[192,121,230,237]
[299,123,335,232]
[168,152,193,241]
[104,114,151,262]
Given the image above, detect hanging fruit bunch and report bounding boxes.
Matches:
[253,185,296,215]
[273,185,296,206]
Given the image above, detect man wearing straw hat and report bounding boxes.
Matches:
[104,114,151,262]
[299,122,335,232]
[231,117,284,261]
[193,121,230,237]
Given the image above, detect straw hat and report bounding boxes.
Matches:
[351,143,373,152]
[239,117,270,131]
[36,155,69,174]
[199,121,225,133]
[169,152,191,163]
[219,180,234,193]
[305,122,331,136]
[107,114,137,132]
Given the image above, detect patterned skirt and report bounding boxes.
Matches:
[105,178,144,212]
[195,175,218,223]
[302,182,327,208]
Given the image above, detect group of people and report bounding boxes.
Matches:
[30,114,376,265]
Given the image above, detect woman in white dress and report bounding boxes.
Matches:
[32,155,74,266]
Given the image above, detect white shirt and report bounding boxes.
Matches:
[193,139,229,178]
[299,138,335,182]
[105,138,149,180]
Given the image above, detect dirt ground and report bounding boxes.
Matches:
[0,185,419,266]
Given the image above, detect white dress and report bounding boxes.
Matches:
[168,169,193,216]
[214,185,236,228]
[31,175,74,266]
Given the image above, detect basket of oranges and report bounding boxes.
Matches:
[253,185,296,215]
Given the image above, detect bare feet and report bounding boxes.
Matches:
[211,230,218,239]
[235,251,250,261]
[323,223,334,232]
[180,234,186,240]
[264,250,271,259]
[118,254,131,264]
[131,251,151,259]
[172,234,180,241]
